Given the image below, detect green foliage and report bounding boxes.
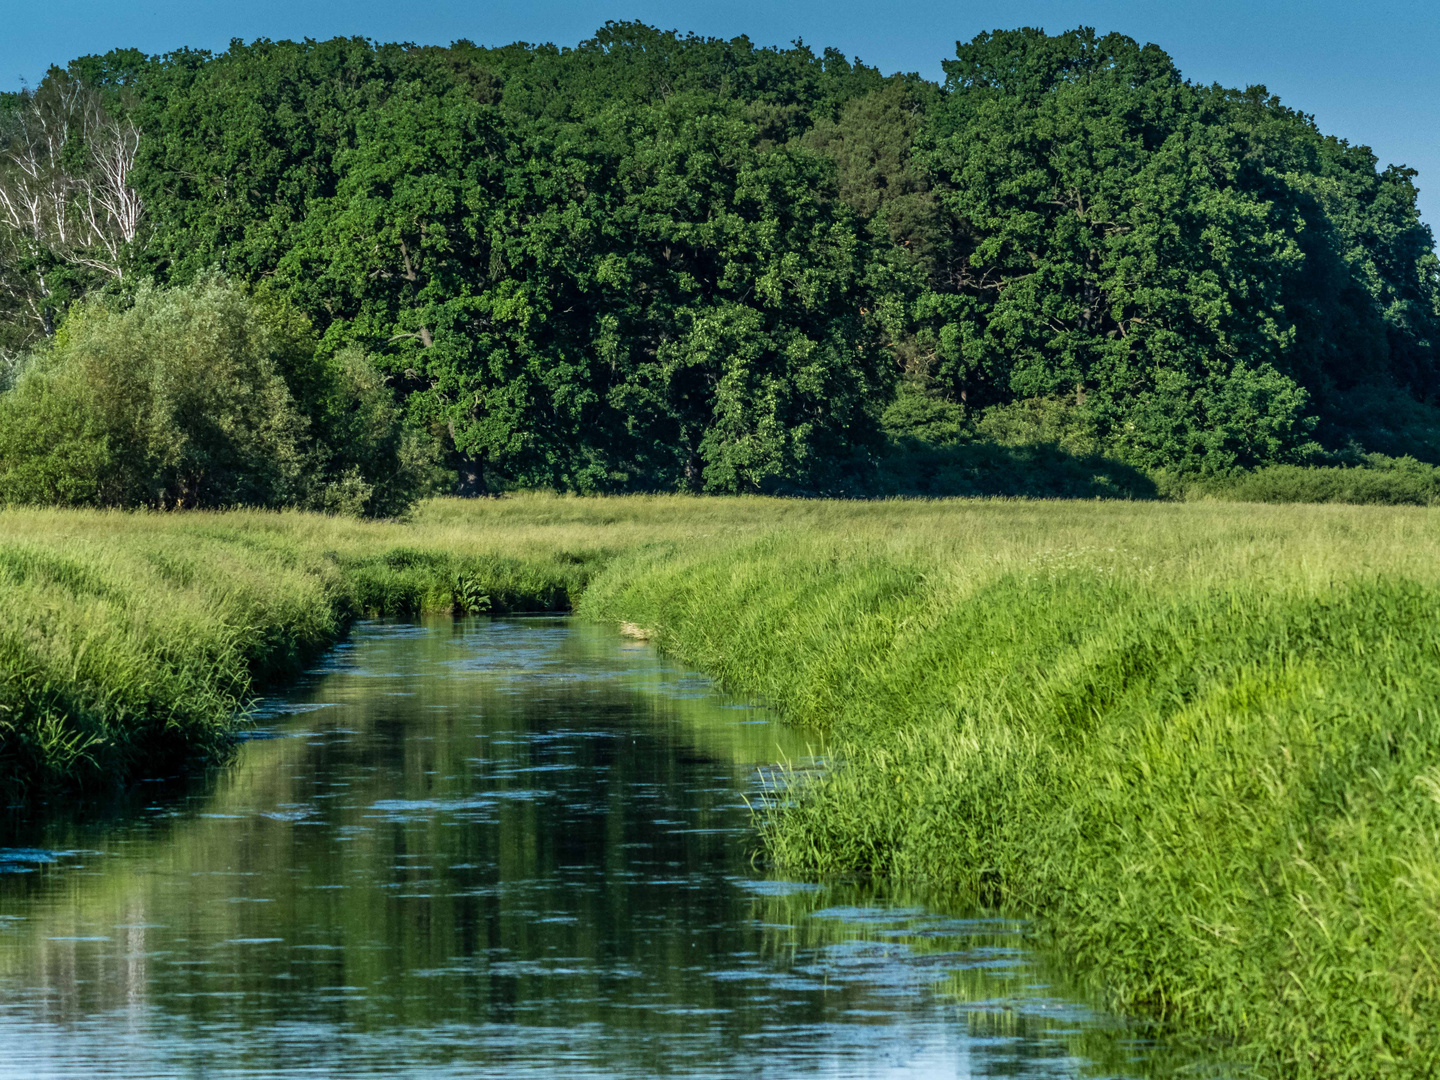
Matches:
[0,280,440,514]
[900,28,1439,472]
[800,77,941,252]
[0,279,309,508]
[879,384,967,446]
[1189,454,1440,506]
[973,394,1102,457]
[1119,363,1320,474]
[1314,384,1440,464]
[107,27,889,495]
[452,573,492,614]
[874,387,1157,498]
[0,22,1437,500]
[872,440,1160,499]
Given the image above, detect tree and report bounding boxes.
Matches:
[906,28,1406,470]
[21,24,1432,492]
[0,279,437,513]
[0,69,143,351]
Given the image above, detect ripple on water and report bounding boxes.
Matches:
[0,616,1228,1079]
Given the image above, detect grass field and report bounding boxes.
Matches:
[4,494,1440,1076]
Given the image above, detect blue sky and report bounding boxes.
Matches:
[5,0,1438,227]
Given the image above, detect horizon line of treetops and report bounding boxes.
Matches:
[0,22,1438,514]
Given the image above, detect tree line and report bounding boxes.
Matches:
[1,23,1437,510]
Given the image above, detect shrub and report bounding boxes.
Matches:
[0,279,309,508]
[1191,454,1440,506]
[0,280,442,515]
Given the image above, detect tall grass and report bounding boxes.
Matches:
[0,493,850,793]
[575,499,1440,1078]
[8,494,1440,1075]
[0,498,641,794]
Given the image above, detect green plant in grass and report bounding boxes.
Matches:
[453,574,492,614]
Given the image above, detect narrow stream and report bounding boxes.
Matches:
[0,618,1221,1078]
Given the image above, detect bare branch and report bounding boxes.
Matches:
[0,69,147,340]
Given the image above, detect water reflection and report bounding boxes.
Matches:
[0,618,1221,1078]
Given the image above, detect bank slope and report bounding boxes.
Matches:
[576,501,1440,1078]
[0,504,597,794]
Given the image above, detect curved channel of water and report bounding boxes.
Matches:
[0,617,1225,1078]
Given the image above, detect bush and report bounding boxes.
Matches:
[870,441,1158,499]
[879,387,967,447]
[0,280,308,507]
[1117,363,1321,474]
[0,280,442,515]
[973,394,1104,457]
[1190,455,1440,506]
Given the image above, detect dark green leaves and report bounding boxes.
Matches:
[4,23,1435,494]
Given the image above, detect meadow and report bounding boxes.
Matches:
[3,494,1440,1077]
[579,497,1440,1078]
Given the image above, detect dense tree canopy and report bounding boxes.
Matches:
[1,22,1437,505]
[901,29,1440,472]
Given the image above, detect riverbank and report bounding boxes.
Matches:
[0,496,857,792]
[0,502,606,793]
[5,495,1440,1076]
[576,499,1440,1078]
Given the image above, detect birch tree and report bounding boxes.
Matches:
[0,70,143,348]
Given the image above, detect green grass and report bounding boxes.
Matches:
[574,498,1440,1078]
[0,494,842,794]
[0,498,640,794]
[5,494,1440,1076]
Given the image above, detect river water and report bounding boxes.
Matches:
[0,617,1213,1078]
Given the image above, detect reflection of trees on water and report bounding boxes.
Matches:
[0,619,1221,1077]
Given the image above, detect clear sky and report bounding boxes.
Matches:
[5,0,1437,227]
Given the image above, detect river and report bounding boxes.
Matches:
[0,617,1221,1078]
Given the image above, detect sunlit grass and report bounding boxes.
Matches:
[5,493,1440,1074]
[574,497,1440,1077]
[0,493,869,792]
[0,497,630,793]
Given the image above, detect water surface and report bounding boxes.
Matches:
[0,618,1213,1078]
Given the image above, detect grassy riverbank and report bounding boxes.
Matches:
[0,495,852,792]
[576,499,1440,1078]
[0,502,607,792]
[5,495,1440,1076]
